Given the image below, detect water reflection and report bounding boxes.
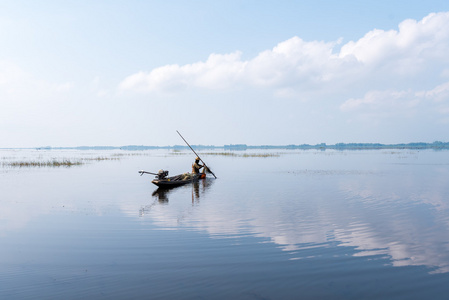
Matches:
[3,149,449,280]
[139,178,215,217]
[152,188,170,203]
[191,178,214,202]
[334,170,449,274]
[152,178,214,202]
[139,155,449,274]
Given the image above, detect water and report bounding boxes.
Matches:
[1,149,449,299]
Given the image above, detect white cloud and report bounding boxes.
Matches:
[245,37,343,88]
[119,37,346,95]
[119,12,449,99]
[340,89,420,113]
[340,80,449,123]
[340,12,449,76]
[420,81,449,102]
[119,52,246,93]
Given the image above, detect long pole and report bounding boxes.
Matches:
[176,130,217,179]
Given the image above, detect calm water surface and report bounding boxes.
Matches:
[1,149,449,299]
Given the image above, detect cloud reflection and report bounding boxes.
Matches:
[137,163,449,274]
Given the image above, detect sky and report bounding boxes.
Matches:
[1,0,449,147]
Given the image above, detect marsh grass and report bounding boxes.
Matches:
[5,159,83,168]
[243,153,279,157]
[86,156,121,161]
[167,151,280,157]
[111,152,152,157]
[2,156,122,168]
[196,152,280,158]
[169,149,185,155]
[1,149,281,169]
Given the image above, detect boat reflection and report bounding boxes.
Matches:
[139,178,214,217]
[151,178,214,203]
[151,188,170,203]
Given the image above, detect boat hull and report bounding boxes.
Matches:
[151,173,206,188]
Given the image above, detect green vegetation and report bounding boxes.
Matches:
[4,159,83,168]
[87,156,121,161]
[2,156,122,168]
[164,151,281,158]
[241,153,279,158]
[199,152,280,158]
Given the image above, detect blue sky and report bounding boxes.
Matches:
[1,0,449,147]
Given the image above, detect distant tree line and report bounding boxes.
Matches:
[26,141,449,151]
[224,141,449,150]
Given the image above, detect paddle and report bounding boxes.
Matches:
[176,130,217,179]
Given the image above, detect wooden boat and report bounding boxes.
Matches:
[151,173,206,188]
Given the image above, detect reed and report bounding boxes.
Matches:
[241,153,280,158]
[2,156,121,168]
[85,156,121,161]
[110,152,152,157]
[5,159,83,168]
[197,152,280,158]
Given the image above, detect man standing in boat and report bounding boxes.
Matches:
[192,157,204,174]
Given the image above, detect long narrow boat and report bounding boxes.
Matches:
[151,173,206,188]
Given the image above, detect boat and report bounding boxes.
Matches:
[151,172,206,188]
[139,131,215,189]
[139,169,206,188]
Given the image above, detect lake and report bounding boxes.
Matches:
[1,148,449,299]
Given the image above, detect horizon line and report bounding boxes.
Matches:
[2,141,449,150]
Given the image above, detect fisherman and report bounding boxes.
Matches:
[192,157,204,174]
